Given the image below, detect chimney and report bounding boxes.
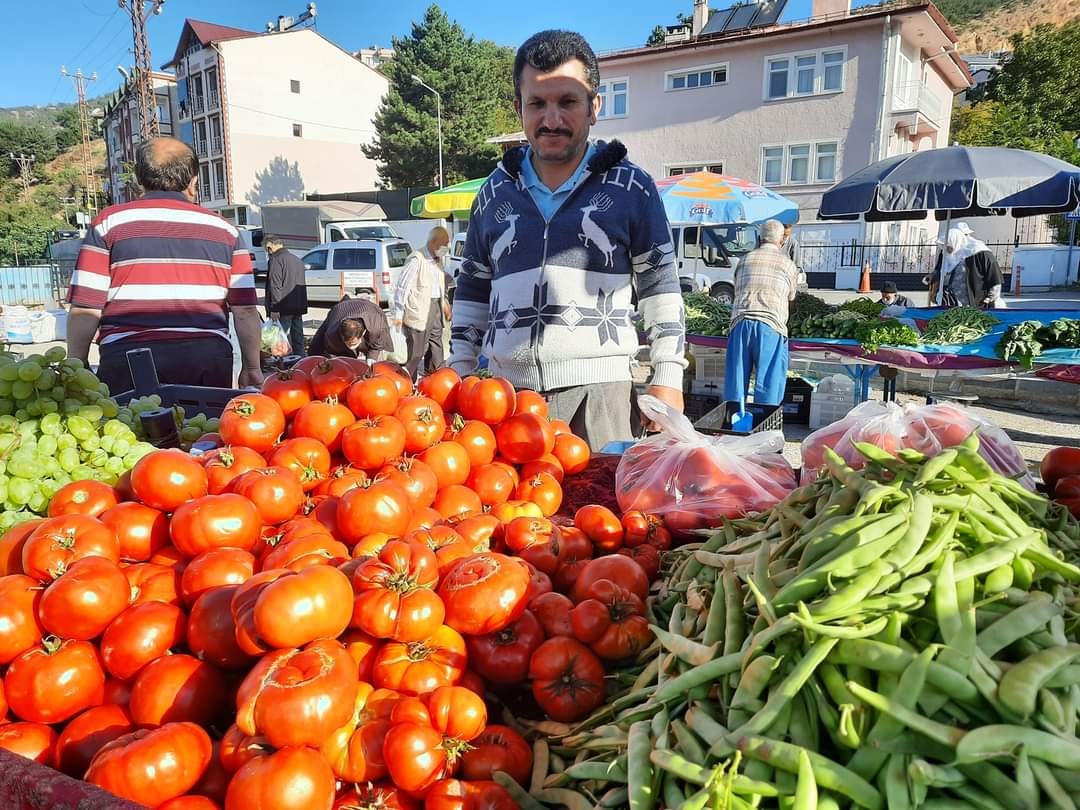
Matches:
[692,0,709,36]
[810,0,851,19]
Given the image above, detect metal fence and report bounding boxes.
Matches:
[800,240,1056,278]
[0,262,74,308]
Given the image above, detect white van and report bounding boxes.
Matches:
[300,239,413,306]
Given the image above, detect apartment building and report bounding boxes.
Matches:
[163,19,388,226]
[101,71,178,204]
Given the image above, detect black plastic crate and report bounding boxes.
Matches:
[684,393,722,423]
[696,401,783,436]
[112,348,245,419]
[783,377,813,426]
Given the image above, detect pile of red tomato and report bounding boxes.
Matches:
[1042,446,1080,518]
[0,358,671,810]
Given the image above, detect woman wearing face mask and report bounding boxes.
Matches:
[392,225,454,380]
[936,225,1004,309]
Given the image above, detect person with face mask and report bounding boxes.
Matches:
[938,226,1003,309]
[393,226,453,380]
[307,298,391,361]
[879,281,912,309]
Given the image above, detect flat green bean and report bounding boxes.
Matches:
[997,644,1080,719]
[956,725,1080,770]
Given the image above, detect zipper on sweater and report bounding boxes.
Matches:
[536,223,550,392]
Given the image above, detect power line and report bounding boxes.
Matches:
[118,0,165,141]
[224,101,378,134]
[61,67,99,216]
[8,153,35,198]
[66,7,123,71]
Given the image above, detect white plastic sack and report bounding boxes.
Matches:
[28,311,56,343]
[615,395,797,535]
[3,306,32,344]
[49,310,67,341]
[388,325,408,365]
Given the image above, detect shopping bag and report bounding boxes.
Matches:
[260,320,291,357]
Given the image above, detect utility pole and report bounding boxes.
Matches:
[61,66,99,216]
[8,153,35,198]
[119,0,165,142]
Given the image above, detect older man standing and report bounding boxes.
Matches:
[393,226,452,380]
[724,219,797,406]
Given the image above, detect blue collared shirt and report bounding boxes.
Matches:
[518,142,597,221]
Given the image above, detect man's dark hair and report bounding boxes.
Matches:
[135,138,199,192]
[513,30,600,100]
[339,318,366,342]
[263,234,283,249]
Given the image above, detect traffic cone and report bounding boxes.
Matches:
[859,262,872,294]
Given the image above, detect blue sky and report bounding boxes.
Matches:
[3,0,836,108]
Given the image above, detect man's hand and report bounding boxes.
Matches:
[238,368,263,388]
[641,385,684,431]
[442,301,452,321]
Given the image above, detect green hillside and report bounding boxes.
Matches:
[935,0,1021,27]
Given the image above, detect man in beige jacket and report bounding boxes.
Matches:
[392,226,452,380]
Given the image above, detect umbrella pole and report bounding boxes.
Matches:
[933,211,952,306]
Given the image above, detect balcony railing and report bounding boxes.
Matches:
[192,95,205,115]
[195,140,208,158]
[214,181,226,199]
[211,135,223,155]
[891,81,944,125]
[208,90,220,109]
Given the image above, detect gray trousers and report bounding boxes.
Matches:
[545,381,634,453]
[404,301,444,380]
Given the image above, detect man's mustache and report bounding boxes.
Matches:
[537,128,572,137]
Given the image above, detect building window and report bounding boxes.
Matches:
[199,163,211,200]
[761,142,839,185]
[212,160,225,200]
[597,77,628,119]
[666,62,728,91]
[293,123,303,137]
[290,79,301,94]
[667,163,725,176]
[765,47,846,99]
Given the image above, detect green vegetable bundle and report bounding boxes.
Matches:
[839,297,886,318]
[549,435,1080,809]
[684,292,731,337]
[997,318,1080,369]
[790,311,868,340]
[788,292,834,332]
[921,306,999,345]
[854,317,921,354]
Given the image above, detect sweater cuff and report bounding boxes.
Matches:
[648,361,684,393]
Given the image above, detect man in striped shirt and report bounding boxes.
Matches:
[67,137,263,394]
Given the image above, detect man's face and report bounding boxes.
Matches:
[344,331,365,351]
[882,292,895,304]
[427,233,450,259]
[783,226,793,241]
[515,60,601,166]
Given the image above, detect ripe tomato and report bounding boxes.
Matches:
[0,722,57,764]
[86,722,213,808]
[233,467,306,526]
[159,796,221,810]
[169,494,261,558]
[438,552,530,636]
[447,513,501,547]
[38,556,129,640]
[521,455,564,484]
[100,600,187,680]
[574,504,624,552]
[418,368,461,413]
[22,514,119,581]
[341,416,408,470]
[236,638,358,748]
[1056,475,1080,499]
[224,745,336,810]
[337,478,413,545]
[1042,447,1080,493]
[0,519,40,575]
[515,472,562,517]
[314,464,369,498]
[524,563,553,603]
[130,450,209,513]
[100,502,169,563]
[373,361,413,393]
[261,368,313,417]
[549,419,573,437]
[180,548,255,606]
[559,526,593,562]
[219,724,270,774]
[292,397,356,453]
[421,441,473,490]
[465,610,544,686]
[378,456,439,509]
[309,357,358,400]
[619,544,661,581]
[351,540,444,642]
[458,376,516,425]
[129,654,229,729]
[495,412,555,464]
[395,396,447,454]
[528,637,606,722]
[53,703,134,777]
[489,500,543,524]
[513,389,549,418]
[219,394,285,453]
[466,463,516,507]
[339,628,381,682]
[292,355,327,374]
[446,417,497,468]
[346,374,402,419]
[269,437,332,492]
[621,510,672,550]
[187,585,254,671]
[126,562,182,606]
[553,433,591,475]
[6,637,105,724]
[431,485,481,522]
[333,782,417,810]
[0,574,43,663]
[47,480,118,518]
[529,591,574,638]
[253,566,353,649]
[320,682,400,783]
[372,623,467,695]
[460,724,533,786]
[570,579,651,661]
[384,686,488,795]
[516,528,568,578]
[103,678,132,708]
[201,446,267,496]
[261,533,349,572]
[571,555,650,603]
[503,516,558,553]
[424,779,519,810]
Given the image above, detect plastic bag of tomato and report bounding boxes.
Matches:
[0,358,675,810]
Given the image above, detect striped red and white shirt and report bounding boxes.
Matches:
[68,191,257,346]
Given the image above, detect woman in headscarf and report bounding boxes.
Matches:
[937,226,1004,309]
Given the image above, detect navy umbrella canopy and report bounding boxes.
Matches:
[818,146,1080,221]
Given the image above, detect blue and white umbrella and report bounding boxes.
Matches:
[655,172,799,225]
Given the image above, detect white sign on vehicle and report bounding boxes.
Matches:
[342,271,375,287]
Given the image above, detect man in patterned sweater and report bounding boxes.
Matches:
[449,30,686,450]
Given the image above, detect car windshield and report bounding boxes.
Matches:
[702,225,758,256]
[343,225,396,239]
[387,243,411,268]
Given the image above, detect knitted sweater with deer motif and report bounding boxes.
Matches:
[448,140,686,394]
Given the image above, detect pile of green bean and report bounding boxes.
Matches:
[535,433,1080,809]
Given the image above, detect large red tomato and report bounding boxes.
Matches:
[570,578,652,661]
[100,502,170,562]
[459,724,533,785]
[219,394,285,453]
[47,480,118,518]
[129,653,229,729]
[1043,447,1080,494]
[0,519,40,576]
[513,389,549,418]
[420,441,473,489]
[86,722,213,808]
[377,456,439,509]
[495,412,555,464]
[180,548,255,606]
[371,624,467,695]
[126,562,182,607]
[464,609,544,685]
[309,357,359,400]
[224,746,336,810]
[424,779,519,810]
[437,553,530,636]
[447,417,497,467]
[22,514,119,581]
[350,540,444,642]
[333,782,417,810]
[466,463,516,508]
[621,510,672,550]
[5,637,105,724]
[457,376,515,425]
[418,368,461,413]
[230,570,289,656]
[337,478,412,545]
[53,703,134,777]
[395,396,447,454]
[253,565,353,649]
[341,416,407,470]
[261,368,313,418]
[528,637,606,722]
[346,375,401,419]
[291,397,356,453]
[100,601,187,680]
[574,504,624,553]
[433,484,484,520]
[230,467,305,526]
[269,437,332,492]
[570,555,650,603]
[515,472,562,518]
[130,450,209,512]
[187,585,254,671]
[38,556,129,640]
[553,433,591,475]
[236,639,358,749]
[320,682,400,783]
[0,574,43,663]
[202,446,267,496]
[170,494,262,557]
[0,722,58,764]
[529,591,574,638]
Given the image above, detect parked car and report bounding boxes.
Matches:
[237,226,267,282]
[300,239,413,306]
[261,201,394,253]
[446,232,467,304]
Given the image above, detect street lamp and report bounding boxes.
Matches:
[412,73,443,189]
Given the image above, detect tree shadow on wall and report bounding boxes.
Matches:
[245,156,306,207]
